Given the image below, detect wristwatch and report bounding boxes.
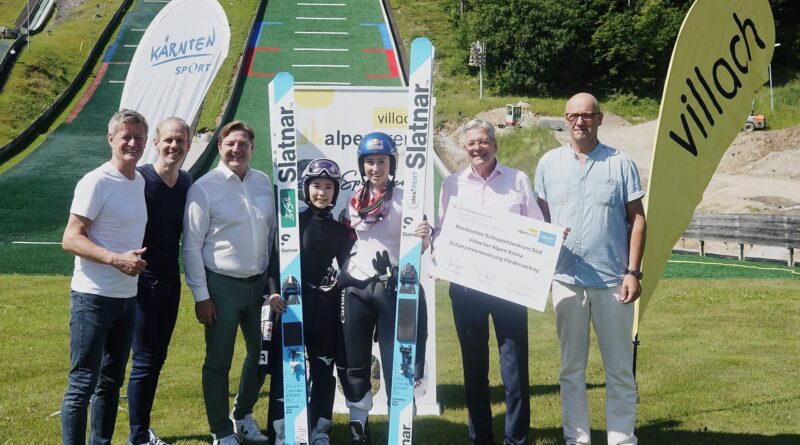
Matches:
[625,268,643,279]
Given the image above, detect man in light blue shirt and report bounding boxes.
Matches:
[535,93,647,445]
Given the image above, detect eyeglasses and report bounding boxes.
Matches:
[565,112,600,123]
[465,139,492,148]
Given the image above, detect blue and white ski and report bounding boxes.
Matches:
[269,72,309,445]
[388,37,435,445]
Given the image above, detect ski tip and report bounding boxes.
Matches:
[274,72,294,83]
[409,39,433,75]
[411,37,432,49]
[270,72,295,103]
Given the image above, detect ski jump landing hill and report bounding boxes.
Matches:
[0,0,412,274]
[0,0,165,275]
[223,0,407,175]
[0,0,443,419]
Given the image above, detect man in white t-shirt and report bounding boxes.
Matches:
[60,109,149,445]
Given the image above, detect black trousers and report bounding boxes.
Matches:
[337,279,427,405]
[450,283,530,445]
[127,276,181,444]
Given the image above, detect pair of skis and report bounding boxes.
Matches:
[266,37,434,445]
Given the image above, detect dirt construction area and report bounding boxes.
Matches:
[436,107,800,261]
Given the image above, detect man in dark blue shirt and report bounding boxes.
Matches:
[127,117,193,445]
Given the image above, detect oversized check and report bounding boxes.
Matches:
[433,198,563,311]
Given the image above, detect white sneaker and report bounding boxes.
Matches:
[212,434,242,445]
[310,418,332,445]
[148,429,170,445]
[273,419,285,445]
[128,429,170,445]
[233,413,269,443]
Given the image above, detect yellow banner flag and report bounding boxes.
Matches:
[636,0,775,334]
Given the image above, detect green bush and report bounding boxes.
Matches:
[495,126,558,180]
[447,0,797,98]
[592,0,687,95]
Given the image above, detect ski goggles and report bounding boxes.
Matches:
[307,158,341,179]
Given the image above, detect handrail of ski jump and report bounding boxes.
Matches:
[186,0,268,180]
[0,0,133,164]
[28,0,56,33]
[11,0,56,34]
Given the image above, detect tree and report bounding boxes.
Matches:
[459,0,603,95]
[450,0,795,96]
[592,0,688,94]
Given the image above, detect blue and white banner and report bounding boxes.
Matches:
[120,0,230,165]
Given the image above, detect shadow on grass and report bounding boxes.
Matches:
[327,415,501,445]
[160,433,212,444]
[637,420,800,445]
[147,399,800,444]
[437,382,604,411]
[323,418,800,445]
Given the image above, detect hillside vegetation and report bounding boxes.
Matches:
[0,1,123,146]
[443,0,798,98]
[391,0,799,129]
[0,0,28,23]
[1,0,797,161]
[0,0,259,150]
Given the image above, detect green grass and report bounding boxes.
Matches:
[495,126,559,180]
[0,0,259,159]
[0,0,28,23]
[0,276,798,444]
[602,93,661,124]
[0,0,123,146]
[0,0,261,270]
[0,242,73,275]
[665,253,800,279]
[0,3,131,176]
[752,74,800,130]
[0,128,47,174]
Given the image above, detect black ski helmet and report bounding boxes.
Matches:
[300,158,342,208]
[357,132,397,179]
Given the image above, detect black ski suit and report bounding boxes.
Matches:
[266,207,353,434]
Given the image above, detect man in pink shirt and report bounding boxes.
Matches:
[435,119,544,445]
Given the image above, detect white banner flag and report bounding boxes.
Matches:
[120,0,230,165]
